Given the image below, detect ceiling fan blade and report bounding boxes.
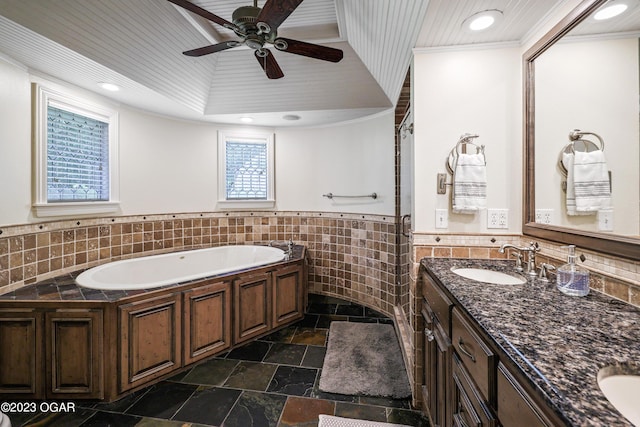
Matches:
[167,0,238,32]
[274,37,343,63]
[183,41,242,57]
[256,0,304,30]
[255,49,284,79]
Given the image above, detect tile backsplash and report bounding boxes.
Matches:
[0,211,398,316]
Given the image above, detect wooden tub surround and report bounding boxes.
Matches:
[0,245,307,402]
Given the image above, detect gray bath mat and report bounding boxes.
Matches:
[318,322,411,398]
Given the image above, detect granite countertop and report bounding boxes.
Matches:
[0,245,305,303]
[421,257,640,427]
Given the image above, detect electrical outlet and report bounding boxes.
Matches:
[487,209,508,229]
[435,209,448,229]
[598,209,614,232]
[535,209,554,225]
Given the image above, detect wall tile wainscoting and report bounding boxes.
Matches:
[0,211,399,319]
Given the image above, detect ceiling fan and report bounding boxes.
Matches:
[167,0,344,79]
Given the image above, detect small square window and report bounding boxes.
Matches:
[33,83,119,217]
[218,130,275,209]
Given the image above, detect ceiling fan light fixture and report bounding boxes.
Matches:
[593,0,635,20]
[463,9,503,32]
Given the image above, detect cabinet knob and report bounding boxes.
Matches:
[425,329,435,342]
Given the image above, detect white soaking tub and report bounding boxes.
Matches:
[75,245,286,290]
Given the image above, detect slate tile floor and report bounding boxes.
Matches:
[10,294,430,427]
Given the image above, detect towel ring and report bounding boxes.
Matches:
[558,129,605,176]
[445,133,485,175]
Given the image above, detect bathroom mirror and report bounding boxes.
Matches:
[523,0,640,260]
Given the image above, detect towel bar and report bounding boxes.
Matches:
[323,192,378,200]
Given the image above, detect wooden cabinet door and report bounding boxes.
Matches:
[45,309,103,399]
[272,264,304,328]
[183,280,232,365]
[422,307,438,423]
[421,303,451,427]
[497,362,554,427]
[119,293,181,392]
[234,272,271,344]
[0,309,43,398]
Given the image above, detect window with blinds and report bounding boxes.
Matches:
[33,83,119,217]
[47,106,110,202]
[217,130,275,208]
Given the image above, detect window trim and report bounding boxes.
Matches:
[217,129,275,209]
[33,83,120,217]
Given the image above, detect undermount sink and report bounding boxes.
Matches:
[598,366,640,426]
[451,267,526,285]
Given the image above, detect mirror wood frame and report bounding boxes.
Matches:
[523,0,640,261]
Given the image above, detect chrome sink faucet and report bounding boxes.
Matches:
[499,241,540,276]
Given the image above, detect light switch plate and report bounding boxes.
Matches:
[435,209,448,229]
[598,209,614,232]
[487,209,508,229]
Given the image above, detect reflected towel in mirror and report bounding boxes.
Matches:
[563,152,591,216]
[452,153,487,214]
[573,150,611,213]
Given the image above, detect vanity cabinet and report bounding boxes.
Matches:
[118,293,182,392]
[420,267,563,427]
[183,280,232,365]
[421,272,453,427]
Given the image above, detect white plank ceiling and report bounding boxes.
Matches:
[0,0,627,127]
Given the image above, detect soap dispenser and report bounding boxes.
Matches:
[556,245,590,297]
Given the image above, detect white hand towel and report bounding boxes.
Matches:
[452,153,486,214]
[563,152,591,216]
[573,150,611,212]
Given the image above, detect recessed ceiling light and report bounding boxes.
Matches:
[240,116,254,123]
[282,114,301,121]
[98,82,120,92]
[593,0,634,20]
[463,9,503,32]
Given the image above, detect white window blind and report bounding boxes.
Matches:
[217,130,275,209]
[225,140,268,200]
[47,106,110,202]
[33,82,119,217]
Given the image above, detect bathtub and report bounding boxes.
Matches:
[75,245,286,290]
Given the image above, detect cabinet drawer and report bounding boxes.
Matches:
[452,308,495,401]
[497,363,554,427]
[422,272,453,331]
[452,354,496,427]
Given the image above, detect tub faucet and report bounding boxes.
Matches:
[269,239,294,259]
[499,241,540,276]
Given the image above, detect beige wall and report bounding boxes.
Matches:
[0,58,395,228]
[412,45,522,234]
